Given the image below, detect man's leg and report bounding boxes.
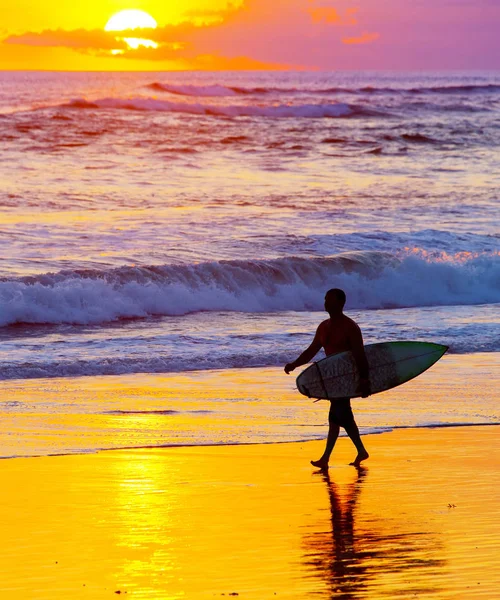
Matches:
[344,418,369,467]
[311,421,340,469]
[311,399,341,469]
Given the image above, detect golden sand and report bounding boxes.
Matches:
[0,426,498,599]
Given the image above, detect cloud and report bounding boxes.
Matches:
[2,17,295,69]
[342,31,379,45]
[308,6,358,26]
[3,22,211,49]
[308,7,341,24]
[99,44,292,69]
[181,2,245,25]
[5,29,128,50]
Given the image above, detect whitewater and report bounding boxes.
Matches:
[0,70,499,456]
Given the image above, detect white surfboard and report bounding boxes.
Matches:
[296,341,448,400]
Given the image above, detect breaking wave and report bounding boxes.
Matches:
[147,81,500,97]
[64,97,381,118]
[1,252,499,327]
[148,83,257,96]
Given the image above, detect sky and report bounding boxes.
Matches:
[1,0,500,71]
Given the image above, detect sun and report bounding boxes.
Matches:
[105,9,158,52]
[105,9,157,32]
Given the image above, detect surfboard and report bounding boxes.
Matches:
[296,341,448,400]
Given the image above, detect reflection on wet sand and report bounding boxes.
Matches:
[0,427,498,598]
[303,468,445,599]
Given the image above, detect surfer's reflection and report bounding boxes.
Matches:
[304,468,368,598]
[303,468,444,599]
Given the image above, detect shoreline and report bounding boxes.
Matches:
[1,351,499,459]
[1,421,499,461]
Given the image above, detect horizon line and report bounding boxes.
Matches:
[1,67,499,74]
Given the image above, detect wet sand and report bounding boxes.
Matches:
[0,425,499,599]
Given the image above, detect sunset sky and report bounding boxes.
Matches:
[1,0,500,71]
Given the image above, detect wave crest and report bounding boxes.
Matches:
[148,83,250,97]
[63,97,378,118]
[147,81,500,97]
[1,252,499,327]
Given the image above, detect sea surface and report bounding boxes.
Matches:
[0,70,499,457]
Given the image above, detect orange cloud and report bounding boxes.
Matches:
[5,29,127,50]
[342,31,379,44]
[308,7,341,24]
[95,44,291,68]
[182,2,245,25]
[308,6,358,26]
[3,21,294,69]
[3,23,211,50]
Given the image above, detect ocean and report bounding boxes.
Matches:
[1,70,499,458]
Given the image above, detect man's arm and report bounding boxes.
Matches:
[350,324,371,397]
[284,327,323,374]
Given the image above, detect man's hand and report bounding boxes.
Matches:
[284,362,296,375]
[358,378,371,398]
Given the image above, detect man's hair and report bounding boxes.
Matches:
[326,288,346,307]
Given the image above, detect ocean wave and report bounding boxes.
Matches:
[1,252,499,327]
[148,83,254,96]
[147,82,500,97]
[1,329,498,380]
[59,95,489,121]
[407,84,500,94]
[406,101,491,114]
[63,97,380,118]
[0,352,290,380]
[307,229,500,255]
[401,133,439,144]
[351,84,500,95]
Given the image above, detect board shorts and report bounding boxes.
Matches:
[328,397,355,428]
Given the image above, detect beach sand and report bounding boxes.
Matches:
[0,425,498,599]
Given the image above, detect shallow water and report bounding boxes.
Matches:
[0,354,498,458]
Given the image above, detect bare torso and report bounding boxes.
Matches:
[317,314,361,356]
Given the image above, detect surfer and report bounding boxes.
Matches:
[284,288,371,469]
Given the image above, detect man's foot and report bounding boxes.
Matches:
[311,459,329,470]
[350,450,369,467]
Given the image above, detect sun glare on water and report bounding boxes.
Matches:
[105,9,158,53]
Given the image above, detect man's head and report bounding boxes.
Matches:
[324,288,346,315]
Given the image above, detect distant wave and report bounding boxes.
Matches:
[401,133,439,144]
[407,84,500,94]
[147,81,500,97]
[347,84,500,95]
[307,229,500,255]
[405,101,491,114]
[1,251,499,327]
[6,81,500,119]
[64,97,372,118]
[148,83,258,97]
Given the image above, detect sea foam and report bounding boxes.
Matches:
[1,252,499,327]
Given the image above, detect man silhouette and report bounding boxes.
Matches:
[285,288,371,468]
